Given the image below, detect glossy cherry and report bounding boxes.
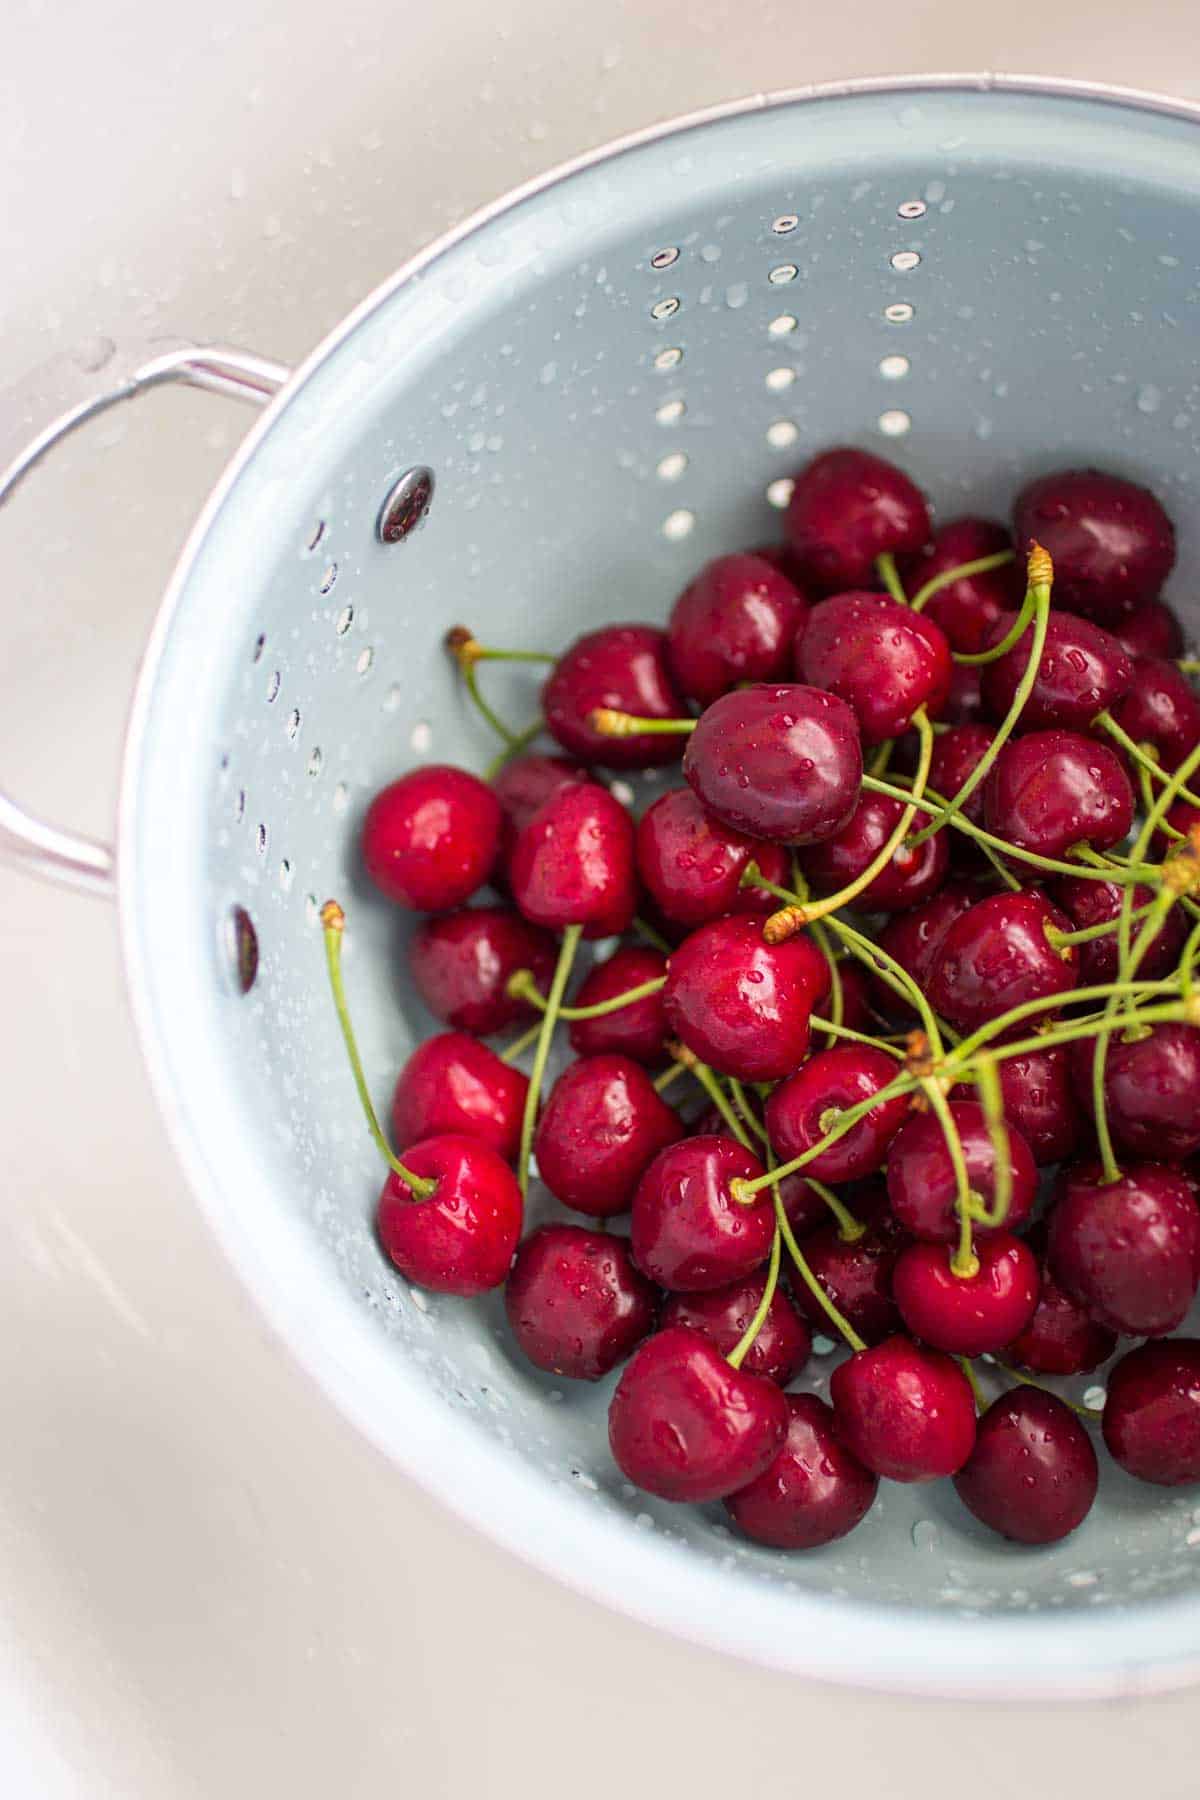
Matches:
[954,1391,1098,1544]
[662,915,829,1082]
[979,607,1133,732]
[1047,1160,1200,1336]
[567,946,669,1064]
[662,1273,812,1387]
[608,1324,789,1502]
[798,789,950,912]
[377,1134,522,1296]
[929,888,1078,1037]
[827,958,874,1035]
[635,787,791,927]
[874,880,980,1018]
[1070,1024,1200,1163]
[1008,1263,1117,1376]
[407,906,558,1035]
[830,1335,977,1482]
[1110,655,1200,772]
[1013,467,1175,620]
[630,1135,775,1292]
[899,516,1021,652]
[928,725,995,828]
[765,1046,911,1183]
[682,683,863,845]
[362,764,502,910]
[542,623,686,769]
[666,551,808,706]
[798,592,952,745]
[391,1032,528,1162]
[1052,875,1186,985]
[982,729,1134,859]
[1102,1339,1200,1486]
[533,1054,682,1218]
[687,1101,830,1239]
[954,1046,1081,1167]
[788,1190,907,1346]
[509,780,637,938]
[1110,598,1184,661]
[725,1394,879,1549]
[491,752,587,874]
[892,1233,1040,1356]
[784,446,931,590]
[504,1223,657,1380]
[886,1100,1038,1243]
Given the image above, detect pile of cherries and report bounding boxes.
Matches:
[322,445,1200,1556]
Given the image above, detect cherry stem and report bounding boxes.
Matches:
[483,720,543,781]
[463,662,525,748]
[588,709,695,738]
[810,1014,905,1059]
[498,1020,542,1063]
[726,1226,782,1370]
[653,1061,686,1094]
[965,1053,1013,1230]
[810,918,843,1044]
[517,924,582,1198]
[804,1176,866,1242]
[909,548,1016,614]
[984,1361,1102,1421]
[507,967,666,1020]
[1046,903,1154,948]
[320,902,437,1199]
[875,551,908,605]
[822,913,947,1057]
[1181,917,1200,1002]
[632,914,673,955]
[1096,711,1200,811]
[729,1076,769,1145]
[868,739,895,779]
[773,1183,866,1352]
[673,1047,755,1156]
[921,1077,979,1278]
[953,585,1038,667]
[946,975,1174,1068]
[959,1357,986,1415]
[734,1070,917,1198]
[955,995,1191,1068]
[1179,660,1200,675]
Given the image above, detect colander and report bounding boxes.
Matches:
[6,74,1200,1699]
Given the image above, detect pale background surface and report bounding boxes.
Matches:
[3,4,1200,1794]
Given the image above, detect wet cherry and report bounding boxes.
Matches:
[533,1054,682,1218]
[929,888,1078,1037]
[682,682,863,845]
[1102,1339,1200,1486]
[892,1233,1040,1356]
[798,789,950,912]
[928,725,995,829]
[663,1273,812,1387]
[391,1031,528,1162]
[874,880,980,1019]
[725,1394,878,1549]
[662,914,829,1082]
[765,1045,911,1183]
[666,551,808,706]
[509,780,637,938]
[899,516,1021,652]
[798,592,952,745]
[886,1100,1038,1243]
[784,446,931,590]
[979,608,1133,731]
[830,1335,977,1482]
[1070,1024,1200,1164]
[1110,598,1184,661]
[1008,1262,1117,1376]
[362,764,502,910]
[567,945,669,1064]
[630,1134,775,1291]
[954,1046,1081,1167]
[1013,467,1175,620]
[1110,655,1200,772]
[408,906,558,1035]
[491,752,587,876]
[1047,1160,1200,1336]
[542,624,687,768]
[1052,875,1186,985]
[504,1223,657,1380]
[943,661,986,724]
[954,1390,1098,1544]
[788,1189,906,1346]
[982,729,1134,859]
[635,786,790,927]
[377,1134,522,1296]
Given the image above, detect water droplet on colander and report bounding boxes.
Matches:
[725,282,750,310]
[1083,1385,1106,1410]
[911,1519,939,1551]
[1136,384,1162,414]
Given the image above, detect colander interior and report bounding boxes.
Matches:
[123,83,1200,1691]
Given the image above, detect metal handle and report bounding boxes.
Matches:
[0,342,290,898]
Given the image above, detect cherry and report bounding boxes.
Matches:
[928,725,995,829]
[662,1273,812,1387]
[1102,1339,1200,1486]
[407,906,558,1035]
[1052,875,1186,985]
[929,889,1078,1037]
[1013,468,1175,621]
[567,946,669,1064]
[828,958,874,1034]
[391,1032,528,1162]
[886,1101,1038,1243]
[979,608,1133,731]
[1008,1263,1117,1377]
[681,683,863,845]
[689,1100,831,1238]
[798,593,952,745]
[630,1134,775,1291]
[1047,1160,1200,1336]
[954,1390,1098,1544]
[635,787,791,928]
[725,1394,878,1549]
[533,1054,682,1218]
[491,752,587,876]
[362,764,502,910]
[784,447,931,590]
[1110,655,1200,772]
[899,517,1021,652]
[954,1046,1081,1167]
[944,661,986,725]
[892,1233,1040,1356]
[666,552,808,706]
[542,624,686,769]
[609,1325,789,1502]
[874,880,980,1017]
[377,1134,522,1296]
[1156,795,1200,859]
[982,729,1134,859]
[1070,1024,1200,1163]
[1110,598,1184,661]
[765,1046,911,1183]
[830,1335,977,1481]
[509,781,637,938]
[661,915,829,1082]
[797,790,950,912]
[788,1189,906,1345]
[504,1223,657,1380]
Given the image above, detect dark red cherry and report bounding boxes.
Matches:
[1052,875,1186,985]
[943,661,986,724]
[491,752,587,877]
[509,781,636,938]
[1013,468,1175,620]
[898,517,1022,653]
[788,1191,906,1346]
[635,787,790,928]
[608,1325,789,1502]
[542,624,686,769]
[765,1046,911,1183]
[682,683,863,845]
[568,946,669,1064]
[982,729,1134,859]
[980,608,1133,732]
[725,1393,878,1549]
[630,1135,774,1292]
[1008,1264,1117,1376]
[929,889,1078,1037]
[928,724,995,827]
[391,1032,527,1161]
[954,1390,1098,1544]
[1047,1160,1200,1336]
[1070,1024,1200,1163]
[666,552,808,706]
[1110,598,1184,661]
[1110,655,1200,771]
[1103,1339,1200,1486]
[688,1100,830,1239]
[874,880,980,1018]
[662,915,829,1082]
[1156,796,1200,859]
[377,1134,522,1296]
[798,593,952,745]
[533,1054,681,1218]
[954,1046,1081,1167]
[407,906,558,1035]
[797,789,950,912]
[504,1223,657,1380]
[828,958,874,1034]
[830,1335,977,1482]
[362,764,502,910]
[784,447,931,590]
[886,1100,1038,1243]
[892,1233,1040,1356]
[662,1273,812,1387]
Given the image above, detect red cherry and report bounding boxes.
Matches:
[898,517,1021,652]
[1047,1160,1200,1336]
[886,1101,1037,1243]
[491,752,587,878]
[982,729,1134,859]
[954,1046,1081,1167]
[1156,795,1200,859]
[892,1234,1040,1356]
[377,1134,522,1296]
[1103,1339,1200,1486]
[830,1335,977,1482]
[630,1135,775,1292]
[682,683,863,845]
[944,661,986,724]
[929,889,1078,1037]
[1052,876,1186,985]
[666,552,808,706]
[391,1032,528,1161]
[828,958,874,1034]
[504,1223,657,1380]
[954,1390,1098,1544]
[797,790,950,912]
[662,915,829,1082]
[662,1273,812,1387]
[1070,1024,1200,1163]
[798,592,952,745]
[635,787,790,928]
[765,1046,911,1183]
[362,765,502,910]
[874,880,980,1018]
[979,608,1133,732]
[725,1393,878,1549]
[407,906,558,1035]
[608,1324,789,1502]
[533,1054,682,1218]
[784,447,931,590]
[788,1190,906,1345]
[1013,468,1175,620]
[542,624,686,769]
[1110,655,1200,772]
[509,781,636,937]
[1109,598,1184,661]
[568,946,669,1064]
[687,1100,830,1239]
[1008,1263,1116,1376]
[928,725,995,829]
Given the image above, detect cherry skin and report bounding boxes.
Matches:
[980,608,1133,732]
[892,1233,1040,1356]
[954,1390,1098,1544]
[929,889,1079,1037]
[377,1134,522,1296]
[407,906,558,1035]
[635,787,790,928]
[491,752,587,878]
[1013,467,1175,620]
[1008,1263,1117,1376]
[362,764,502,910]
[874,880,980,1019]
[982,729,1135,859]
[1070,1024,1200,1163]
[662,1273,812,1387]
[725,1393,879,1549]
[567,946,669,1065]
[688,1101,831,1239]
[798,592,952,745]
[662,915,829,1082]
[542,623,686,769]
[391,1032,528,1162]
[608,1324,789,1502]
[666,551,808,706]
[504,1223,657,1380]
[830,1335,977,1482]
[1110,597,1184,661]
[1110,655,1200,772]
[886,1101,1038,1243]
[928,724,995,828]
[1047,1160,1200,1336]
[828,958,874,1034]
[682,682,863,845]
[765,1045,911,1183]
[944,661,986,725]
[898,516,1021,652]
[630,1134,775,1292]
[1052,875,1186,985]
[509,781,637,938]
[1102,1339,1200,1486]
[788,1189,907,1345]
[797,789,950,912]
[784,446,931,590]
[533,1054,682,1218]
[954,1046,1081,1167]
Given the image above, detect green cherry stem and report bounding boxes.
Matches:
[952,584,1037,667]
[959,1357,987,1414]
[507,967,667,1020]
[867,739,895,779]
[822,913,948,1056]
[498,1020,543,1064]
[985,1361,1103,1421]
[483,720,544,780]
[653,1061,687,1094]
[809,1014,906,1059]
[1045,903,1155,949]
[773,1183,866,1353]
[517,924,582,1198]
[945,976,1177,1069]
[921,1077,978,1279]
[1180,917,1200,1001]
[805,1176,867,1242]
[733,1070,918,1199]
[910,548,1016,614]
[729,1077,769,1145]
[632,914,673,955]
[588,708,696,739]
[1095,710,1200,810]
[810,919,843,1044]
[1179,660,1200,675]
[875,551,908,605]
[958,997,1191,1069]
[671,1045,755,1156]
[726,1226,782,1369]
[964,1053,1013,1230]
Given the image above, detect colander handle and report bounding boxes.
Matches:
[0,343,290,898]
